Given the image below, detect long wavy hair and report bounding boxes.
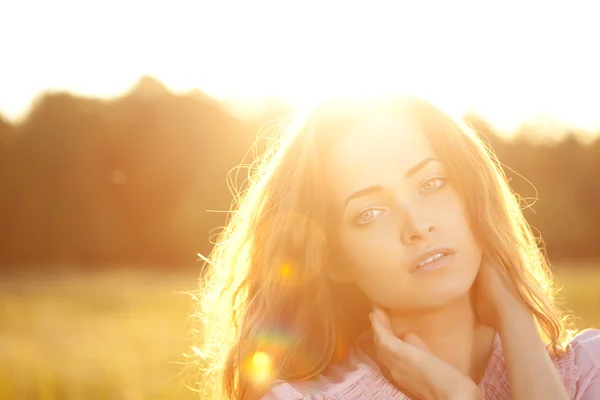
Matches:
[193,97,574,399]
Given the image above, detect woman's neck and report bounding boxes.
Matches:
[385,293,495,383]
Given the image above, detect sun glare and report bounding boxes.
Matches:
[1,1,599,134]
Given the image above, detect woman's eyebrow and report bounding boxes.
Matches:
[405,157,440,178]
[343,185,384,211]
[341,157,441,213]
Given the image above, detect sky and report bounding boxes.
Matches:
[1,0,599,136]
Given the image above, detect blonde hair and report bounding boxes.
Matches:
[193,97,575,399]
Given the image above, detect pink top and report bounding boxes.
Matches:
[263,329,600,399]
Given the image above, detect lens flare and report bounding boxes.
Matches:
[280,263,293,278]
[255,212,327,285]
[245,351,273,385]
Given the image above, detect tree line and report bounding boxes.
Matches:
[0,77,598,270]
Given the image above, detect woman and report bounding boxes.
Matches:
[195,97,600,399]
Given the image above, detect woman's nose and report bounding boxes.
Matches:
[398,209,436,245]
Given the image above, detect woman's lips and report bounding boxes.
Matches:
[410,252,455,274]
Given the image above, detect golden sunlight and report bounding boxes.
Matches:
[1,1,599,135]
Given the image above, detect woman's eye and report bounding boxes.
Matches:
[355,208,385,226]
[420,177,446,193]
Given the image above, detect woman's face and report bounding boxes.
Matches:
[325,115,482,311]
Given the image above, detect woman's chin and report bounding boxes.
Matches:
[413,284,473,311]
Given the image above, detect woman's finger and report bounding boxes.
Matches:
[371,307,430,353]
[371,307,396,345]
[370,311,420,367]
[371,311,400,354]
[372,306,392,330]
[370,314,395,368]
[372,308,416,352]
[370,309,427,366]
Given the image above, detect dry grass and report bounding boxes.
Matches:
[0,265,598,399]
[0,270,201,400]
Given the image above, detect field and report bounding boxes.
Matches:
[0,265,599,400]
[0,271,200,400]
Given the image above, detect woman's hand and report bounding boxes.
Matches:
[370,307,480,400]
[472,256,569,400]
[472,255,531,330]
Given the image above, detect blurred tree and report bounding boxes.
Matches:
[103,76,250,265]
[0,116,11,173]
[0,115,15,267]
[0,114,13,145]
[1,79,599,269]
[1,93,108,265]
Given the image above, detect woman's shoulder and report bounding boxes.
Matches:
[560,328,600,370]
[569,328,600,353]
[261,339,406,399]
[261,356,377,399]
[262,368,405,400]
[567,328,600,373]
[551,328,600,398]
[262,329,600,399]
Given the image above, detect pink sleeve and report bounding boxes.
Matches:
[573,329,600,400]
